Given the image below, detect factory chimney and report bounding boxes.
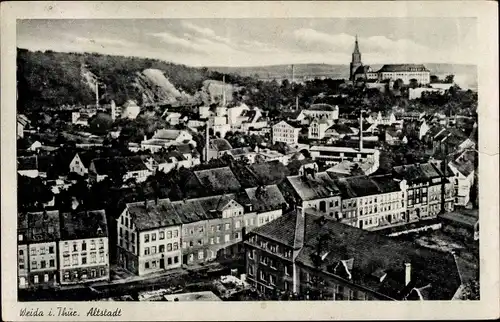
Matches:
[291,64,295,84]
[204,122,210,163]
[359,110,364,151]
[222,75,226,107]
[95,82,99,108]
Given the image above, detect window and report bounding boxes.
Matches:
[159,245,165,253]
[248,265,254,276]
[270,274,276,285]
[73,243,78,252]
[190,229,194,235]
[197,239,203,246]
[217,225,221,231]
[224,234,230,243]
[81,242,86,251]
[121,217,124,225]
[151,233,156,241]
[189,241,194,247]
[198,226,204,233]
[40,246,46,255]
[144,247,150,255]
[285,265,291,276]
[235,221,241,228]
[131,233,135,242]
[151,246,156,254]
[234,232,241,239]
[71,254,77,265]
[125,217,129,228]
[63,257,69,267]
[210,237,214,245]
[100,254,105,263]
[216,236,221,244]
[34,275,39,284]
[159,231,165,240]
[90,240,96,250]
[173,230,178,238]
[189,254,194,262]
[225,223,230,230]
[174,256,179,264]
[173,242,178,250]
[144,234,150,243]
[198,251,204,260]
[167,243,173,251]
[145,262,150,269]
[18,234,23,242]
[40,260,46,269]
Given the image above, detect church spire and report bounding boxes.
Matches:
[353,34,360,54]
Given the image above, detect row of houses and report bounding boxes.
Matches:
[116,185,287,276]
[17,209,109,289]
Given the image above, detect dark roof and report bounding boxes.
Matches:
[227,147,253,156]
[333,175,386,199]
[281,109,302,120]
[92,156,148,175]
[308,104,338,112]
[297,212,461,300]
[127,199,183,231]
[152,129,183,140]
[170,197,220,224]
[328,123,355,135]
[175,143,195,155]
[250,210,299,246]
[392,162,442,183]
[247,161,290,186]
[377,64,429,73]
[210,138,232,151]
[287,159,316,175]
[244,185,286,213]
[450,158,475,177]
[17,156,37,171]
[194,167,242,194]
[59,210,108,240]
[21,210,61,243]
[287,172,340,201]
[439,211,478,228]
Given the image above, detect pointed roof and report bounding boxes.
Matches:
[353,34,360,54]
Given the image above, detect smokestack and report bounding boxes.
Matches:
[95,82,99,108]
[205,123,210,163]
[359,110,364,151]
[405,262,411,286]
[295,96,299,111]
[291,64,295,84]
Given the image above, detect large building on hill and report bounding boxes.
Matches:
[244,208,464,300]
[349,36,431,85]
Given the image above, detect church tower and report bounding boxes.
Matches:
[349,35,362,81]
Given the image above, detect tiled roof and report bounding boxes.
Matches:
[377,64,429,73]
[175,143,195,155]
[92,156,148,175]
[247,161,290,186]
[22,210,61,243]
[244,185,286,213]
[295,212,462,300]
[170,198,219,224]
[287,172,340,201]
[250,210,299,246]
[392,162,442,183]
[450,159,475,177]
[210,138,232,151]
[127,199,183,231]
[194,167,242,194]
[332,175,384,199]
[17,156,37,171]
[59,210,108,240]
[327,124,355,135]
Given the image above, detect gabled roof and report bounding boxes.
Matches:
[210,138,232,151]
[297,211,461,300]
[249,210,299,246]
[244,185,286,213]
[74,152,96,168]
[327,123,355,135]
[450,159,475,177]
[153,129,183,140]
[194,167,242,194]
[287,172,340,201]
[332,175,384,199]
[21,210,61,243]
[392,162,443,183]
[127,199,183,231]
[59,210,108,240]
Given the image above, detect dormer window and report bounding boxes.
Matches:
[18,234,23,242]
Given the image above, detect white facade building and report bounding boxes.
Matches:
[272,121,300,145]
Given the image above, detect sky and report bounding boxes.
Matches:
[17,18,478,67]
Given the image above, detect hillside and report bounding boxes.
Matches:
[16,48,218,111]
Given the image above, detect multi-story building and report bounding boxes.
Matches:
[245,208,463,300]
[393,162,454,222]
[297,104,339,124]
[308,118,332,140]
[17,210,60,289]
[448,150,476,206]
[286,170,342,219]
[58,210,109,285]
[117,200,182,276]
[333,175,408,230]
[243,185,287,227]
[309,145,380,169]
[272,121,300,145]
[89,156,152,183]
[68,152,94,176]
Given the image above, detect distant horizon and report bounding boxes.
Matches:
[17,47,478,70]
[17,18,477,67]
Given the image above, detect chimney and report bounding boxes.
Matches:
[205,123,210,163]
[292,205,306,293]
[359,110,364,151]
[295,96,299,111]
[222,75,226,107]
[405,262,411,286]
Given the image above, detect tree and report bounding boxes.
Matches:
[409,78,419,89]
[430,75,440,83]
[393,79,404,90]
[444,74,455,84]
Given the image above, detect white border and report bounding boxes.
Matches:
[2,1,498,321]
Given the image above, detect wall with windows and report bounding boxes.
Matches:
[18,244,29,288]
[256,209,283,227]
[28,241,58,287]
[58,237,109,285]
[272,122,299,145]
[245,234,294,296]
[137,226,181,276]
[302,196,342,220]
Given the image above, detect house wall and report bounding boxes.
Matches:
[18,244,29,288]
[378,71,430,84]
[28,242,58,288]
[302,196,342,219]
[256,209,283,227]
[272,122,299,145]
[69,154,88,176]
[137,227,182,275]
[58,237,109,285]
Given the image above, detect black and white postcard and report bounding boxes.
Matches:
[1,1,498,321]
